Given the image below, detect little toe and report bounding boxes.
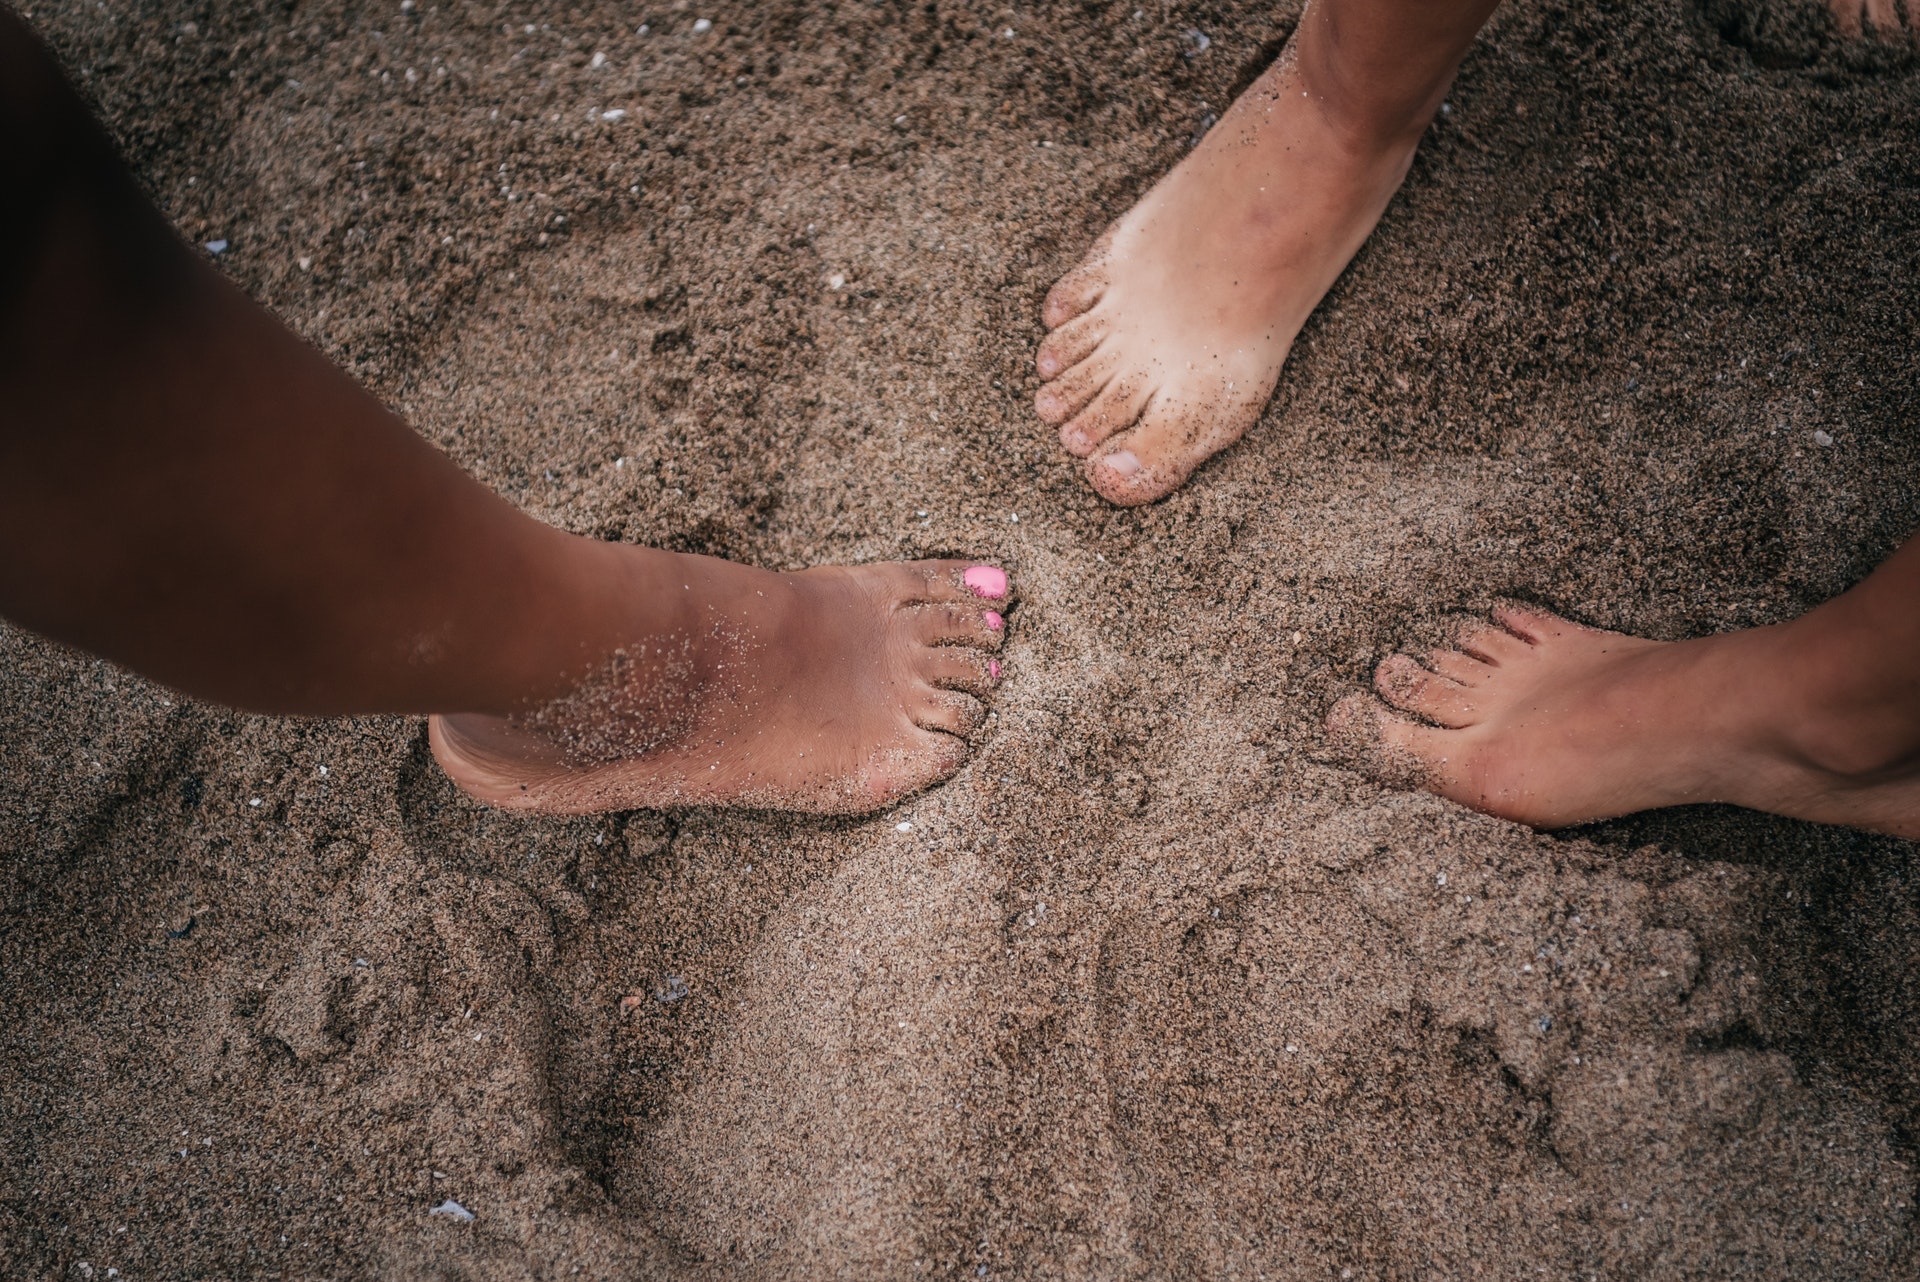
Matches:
[1453,617,1533,665]
[1374,654,1477,729]
[862,728,971,809]
[911,689,988,738]
[1034,348,1120,427]
[1036,310,1110,382]
[1042,258,1109,328]
[923,647,1001,697]
[911,602,1007,649]
[1427,648,1491,686]
[1059,374,1152,458]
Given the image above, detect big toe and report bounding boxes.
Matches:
[1328,691,1466,791]
[1086,394,1247,506]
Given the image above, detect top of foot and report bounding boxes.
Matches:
[430,554,1012,815]
[1034,51,1425,505]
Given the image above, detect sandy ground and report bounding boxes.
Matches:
[4,0,1919,1276]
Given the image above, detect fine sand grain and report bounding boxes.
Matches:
[4,0,1918,1276]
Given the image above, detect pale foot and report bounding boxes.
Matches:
[429,554,1012,815]
[1329,602,1920,838]
[1034,49,1427,505]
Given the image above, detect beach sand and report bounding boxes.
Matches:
[4,0,1918,1276]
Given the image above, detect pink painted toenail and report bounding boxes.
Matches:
[1103,449,1141,477]
[964,565,1008,599]
[983,610,1004,632]
[989,659,1002,680]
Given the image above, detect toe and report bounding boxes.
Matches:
[1036,310,1110,382]
[1035,348,1119,426]
[1042,259,1108,328]
[911,602,1006,649]
[1374,654,1478,729]
[1326,691,1466,794]
[1059,373,1152,458]
[858,728,970,810]
[911,689,987,738]
[1452,617,1533,665]
[1427,648,1491,686]
[1490,600,1579,644]
[1086,390,1250,506]
[1865,0,1899,35]
[892,560,1013,606]
[923,647,1001,697]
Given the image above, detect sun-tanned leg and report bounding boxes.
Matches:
[1034,0,1501,506]
[1330,536,1920,838]
[0,12,1010,816]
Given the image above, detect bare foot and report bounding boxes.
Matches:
[1034,49,1427,505]
[1829,0,1919,40]
[1329,602,1920,838]
[429,554,1011,815]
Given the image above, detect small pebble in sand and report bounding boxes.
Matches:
[297,256,312,271]
[590,51,607,68]
[1183,29,1211,53]
[896,821,913,833]
[1435,872,1447,887]
[619,993,644,1012]
[248,797,262,808]
[637,24,649,35]
[430,1199,475,1223]
[204,239,229,255]
[1813,430,1834,447]
[692,18,713,34]
[601,108,627,121]
[827,273,846,290]
[656,975,690,1004]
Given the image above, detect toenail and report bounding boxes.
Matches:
[964,565,1009,599]
[989,659,1002,680]
[1103,449,1141,477]
[983,610,1004,632]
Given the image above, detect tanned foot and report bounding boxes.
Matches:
[1034,48,1427,505]
[1329,602,1920,838]
[1829,0,1919,40]
[429,555,1012,815]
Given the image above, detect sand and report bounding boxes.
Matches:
[4,0,1919,1276]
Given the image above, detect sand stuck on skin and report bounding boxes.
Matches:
[4,0,1918,1276]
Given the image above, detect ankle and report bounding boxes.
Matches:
[1744,618,1920,785]
[1287,31,1455,154]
